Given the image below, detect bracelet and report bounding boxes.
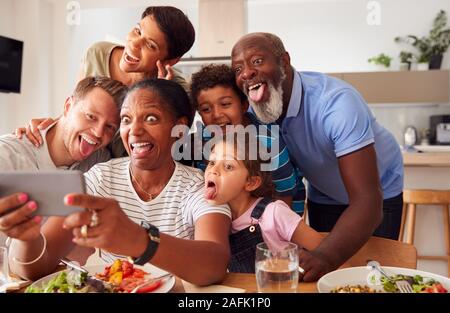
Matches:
[11,232,47,265]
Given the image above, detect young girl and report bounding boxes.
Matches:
[204,132,323,273]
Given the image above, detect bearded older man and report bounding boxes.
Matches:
[231,32,403,281]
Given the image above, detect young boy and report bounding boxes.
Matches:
[189,64,305,213]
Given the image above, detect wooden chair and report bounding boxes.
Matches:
[399,189,450,276]
[319,233,417,269]
[346,236,417,269]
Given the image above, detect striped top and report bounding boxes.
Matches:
[83,157,231,263]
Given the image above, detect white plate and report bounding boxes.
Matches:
[29,263,175,293]
[317,266,450,293]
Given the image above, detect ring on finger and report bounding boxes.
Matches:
[0,222,9,231]
[80,224,88,238]
[89,210,99,228]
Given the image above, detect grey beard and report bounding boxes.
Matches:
[248,70,286,124]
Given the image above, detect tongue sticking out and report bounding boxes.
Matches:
[80,138,96,158]
[248,84,266,103]
[205,185,217,200]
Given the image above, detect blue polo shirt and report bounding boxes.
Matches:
[279,71,403,205]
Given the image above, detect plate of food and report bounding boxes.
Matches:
[25,259,175,293]
[317,266,449,293]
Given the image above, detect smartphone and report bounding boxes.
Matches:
[0,170,86,216]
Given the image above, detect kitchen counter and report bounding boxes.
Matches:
[403,152,450,167]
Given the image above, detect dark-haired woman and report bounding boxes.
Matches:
[80,6,195,90]
[16,6,195,157]
[9,79,231,286]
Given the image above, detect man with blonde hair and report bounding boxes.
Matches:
[0,76,127,242]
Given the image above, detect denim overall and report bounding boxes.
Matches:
[228,198,272,273]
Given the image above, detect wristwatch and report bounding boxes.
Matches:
[131,221,160,266]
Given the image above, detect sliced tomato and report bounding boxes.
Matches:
[435,283,447,293]
[102,265,111,276]
[135,280,162,293]
[121,261,134,278]
[131,268,147,278]
[119,277,144,293]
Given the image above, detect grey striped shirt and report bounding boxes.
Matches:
[83,157,231,263]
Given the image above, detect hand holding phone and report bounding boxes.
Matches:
[0,171,86,217]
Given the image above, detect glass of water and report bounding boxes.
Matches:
[255,242,299,293]
[0,246,10,293]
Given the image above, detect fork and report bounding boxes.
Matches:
[366,260,413,293]
[130,273,172,293]
[395,280,414,293]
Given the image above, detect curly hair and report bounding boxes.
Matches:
[190,64,247,109]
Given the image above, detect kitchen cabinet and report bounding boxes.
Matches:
[328,70,449,103]
[198,0,246,57]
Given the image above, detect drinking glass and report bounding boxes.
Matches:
[255,242,299,293]
[0,246,10,293]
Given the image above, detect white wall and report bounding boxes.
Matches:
[246,0,450,143]
[0,0,52,135]
[247,0,450,72]
[2,0,450,137]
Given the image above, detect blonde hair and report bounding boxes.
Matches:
[73,76,128,110]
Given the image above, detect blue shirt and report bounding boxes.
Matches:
[279,71,403,205]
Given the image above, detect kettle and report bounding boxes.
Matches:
[404,126,418,147]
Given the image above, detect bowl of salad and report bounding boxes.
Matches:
[318,266,450,293]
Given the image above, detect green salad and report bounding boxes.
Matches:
[25,270,112,293]
[381,274,448,293]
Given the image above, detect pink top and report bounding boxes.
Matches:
[231,198,302,252]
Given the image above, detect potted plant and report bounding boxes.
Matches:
[399,51,413,70]
[368,53,392,70]
[395,10,450,70]
[416,53,430,71]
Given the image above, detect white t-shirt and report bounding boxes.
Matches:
[231,198,302,252]
[0,122,110,172]
[83,157,231,263]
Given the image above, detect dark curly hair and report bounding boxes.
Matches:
[190,64,247,109]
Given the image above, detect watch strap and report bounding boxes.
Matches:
[132,221,160,266]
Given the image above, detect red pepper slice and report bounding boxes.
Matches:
[135,280,162,293]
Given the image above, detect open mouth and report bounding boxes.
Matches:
[205,180,217,200]
[124,51,140,64]
[130,142,154,155]
[247,82,267,103]
[79,134,98,158]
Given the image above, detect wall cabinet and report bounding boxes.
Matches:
[198,0,246,57]
[327,70,449,103]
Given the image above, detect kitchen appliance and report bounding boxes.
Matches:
[430,115,450,145]
[404,126,418,147]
